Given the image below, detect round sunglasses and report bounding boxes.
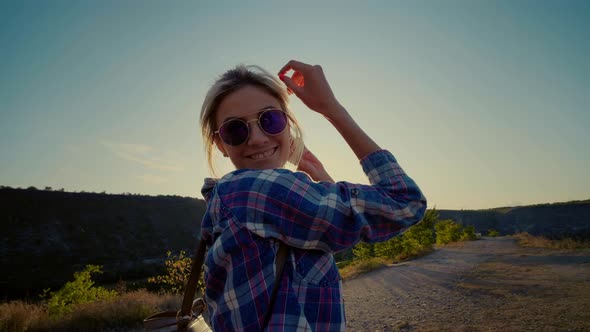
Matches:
[214,109,288,146]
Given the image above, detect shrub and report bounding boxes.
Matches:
[460,225,477,241]
[401,211,436,255]
[488,229,500,237]
[148,250,204,296]
[352,242,374,260]
[374,236,403,260]
[374,208,436,261]
[435,220,462,245]
[43,265,117,318]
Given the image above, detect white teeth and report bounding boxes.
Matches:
[250,148,276,160]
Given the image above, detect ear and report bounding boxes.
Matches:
[214,137,228,157]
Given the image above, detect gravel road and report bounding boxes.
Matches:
[342,237,590,332]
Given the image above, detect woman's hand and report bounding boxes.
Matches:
[280,59,381,160]
[296,147,334,183]
[278,60,344,120]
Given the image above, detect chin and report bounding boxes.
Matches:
[243,161,283,170]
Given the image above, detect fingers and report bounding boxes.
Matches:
[278,60,313,77]
[292,71,304,87]
[279,60,312,96]
[280,76,300,95]
[302,148,321,164]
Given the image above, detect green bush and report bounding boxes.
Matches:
[488,229,500,237]
[352,242,374,260]
[374,208,437,260]
[435,219,462,245]
[340,210,480,279]
[401,210,436,255]
[148,250,204,296]
[43,265,117,318]
[374,236,403,259]
[460,225,477,241]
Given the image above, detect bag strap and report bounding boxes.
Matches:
[179,239,207,327]
[178,239,289,330]
[263,243,288,329]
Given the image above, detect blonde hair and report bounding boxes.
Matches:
[200,64,304,176]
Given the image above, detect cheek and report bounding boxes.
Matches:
[279,133,292,156]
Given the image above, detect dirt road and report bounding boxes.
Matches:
[342,237,590,332]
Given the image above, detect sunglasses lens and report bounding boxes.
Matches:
[219,120,248,146]
[218,110,287,146]
[260,110,287,135]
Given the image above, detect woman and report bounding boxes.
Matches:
[199,60,427,331]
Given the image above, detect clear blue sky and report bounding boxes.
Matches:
[1,0,588,209]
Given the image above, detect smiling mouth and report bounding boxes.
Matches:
[249,147,277,160]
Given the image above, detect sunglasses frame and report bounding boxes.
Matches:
[214,108,289,146]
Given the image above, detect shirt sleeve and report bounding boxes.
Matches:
[215,150,427,253]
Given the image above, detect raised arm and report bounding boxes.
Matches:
[278,60,380,160]
[213,150,426,253]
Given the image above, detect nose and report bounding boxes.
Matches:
[246,120,269,145]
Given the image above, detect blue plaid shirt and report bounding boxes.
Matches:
[200,150,426,331]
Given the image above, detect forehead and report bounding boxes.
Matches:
[216,85,281,125]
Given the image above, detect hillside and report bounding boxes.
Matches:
[1,186,588,300]
[438,199,590,238]
[0,187,206,299]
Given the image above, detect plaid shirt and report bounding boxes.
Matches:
[200,150,426,331]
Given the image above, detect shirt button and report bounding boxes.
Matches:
[350,188,359,198]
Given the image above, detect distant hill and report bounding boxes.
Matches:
[438,199,590,238]
[0,187,206,299]
[1,186,588,299]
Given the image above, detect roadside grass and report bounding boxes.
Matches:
[339,209,476,281]
[0,290,181,332]
[338,257,390,280]
[0,301,45,332]
[338,247,435,280]
[513,232,590,250]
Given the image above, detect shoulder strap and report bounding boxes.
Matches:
[179,239,208,322]
[262,243,289,329]
[178,240,289,330]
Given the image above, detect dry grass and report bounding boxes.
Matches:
[513,232,590,250]
[338,257,389,280]
[0,301,48,332]
[339,246,434,280]
[0,290,182,332]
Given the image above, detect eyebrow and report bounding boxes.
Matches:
[220,106,277,123]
